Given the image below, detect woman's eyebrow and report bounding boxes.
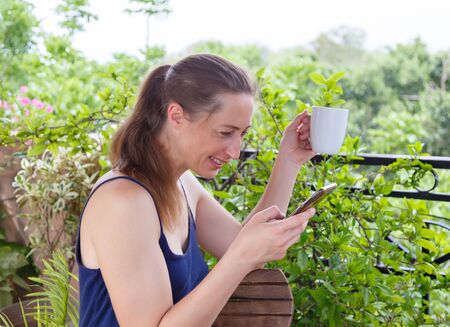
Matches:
[221,124,252,130]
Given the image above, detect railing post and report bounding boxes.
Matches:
[422,221,431,315]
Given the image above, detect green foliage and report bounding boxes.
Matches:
[367,101,428,154]
[0,212,34,308]
[187,40,269,70]
[55,0,98,36]
[0,249,79,326]
[308,71,346,107]
[0,0,38,56]
[380,39,433,96]
[419,90,450,156]
[311,25,366,67]
[0,72,134,157]
[12,151,99,272]
[27,250,79,326]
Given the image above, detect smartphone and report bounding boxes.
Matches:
[290,183,337,215]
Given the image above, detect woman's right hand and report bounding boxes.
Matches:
[227,205,316,271]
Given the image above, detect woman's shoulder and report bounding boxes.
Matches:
[91,171,152,200]
[84,171,160,230]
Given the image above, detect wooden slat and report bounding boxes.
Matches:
[213,315,293,327]
[214,269,294,326]
[220,299,293,315]
[231,284,292,299]
[240,269,288,284]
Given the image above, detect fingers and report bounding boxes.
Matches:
[284,222,308,247]
[296,111,311,131]
[299,138,312,151]
[252,205,284,223]
[286,110,309,131]
[295,114,312,145]
[274,208,315,231]
[296,117,312,150]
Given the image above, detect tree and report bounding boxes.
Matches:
[311,25,366,67]
[0,0,38,56]
[55,0,98,36]
[125,0,171,49]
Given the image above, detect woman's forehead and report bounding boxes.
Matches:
[209,93,254,124]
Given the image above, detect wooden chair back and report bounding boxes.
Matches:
[214,268,294,326]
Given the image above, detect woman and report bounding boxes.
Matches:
[76,54,316,326]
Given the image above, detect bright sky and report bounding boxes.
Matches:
[31,0,450,63]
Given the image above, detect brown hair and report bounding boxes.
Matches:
[110,54,256,231]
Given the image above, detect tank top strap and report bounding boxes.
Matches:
[178,179,193,221]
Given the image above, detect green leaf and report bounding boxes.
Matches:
[308,72,327,85]
[48,142,59,156]
[420,229,436,239]
[362,287,369,306]
[328,99,346,107]
[329,71,346,83]
[247,184,265,193]
[297,250,308,271]
[417,263,436,275]
[212,191,231,199]
[27,143,48,157]
[348,257,366,274]
[330,85,343,95]
[416,239,438,253]
[340,244,359,253]
[323,92,333,104]
[322,281,337,295]
[414,141,423,153]
[390,295,406,303]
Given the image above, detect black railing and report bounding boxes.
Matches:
[236,150,450,314]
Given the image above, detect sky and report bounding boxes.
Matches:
[31,0,450,63]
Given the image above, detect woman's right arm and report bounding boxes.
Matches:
[91,181,315,326]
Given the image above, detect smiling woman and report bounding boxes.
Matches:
[75,53,317,326]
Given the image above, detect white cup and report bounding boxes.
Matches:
[310,106,349,154]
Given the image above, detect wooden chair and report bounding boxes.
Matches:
[1,269,293,327]
[214,268,294,326]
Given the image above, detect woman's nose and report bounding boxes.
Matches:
[225,138,241,160]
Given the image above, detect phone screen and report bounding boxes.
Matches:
[290,183,337,215]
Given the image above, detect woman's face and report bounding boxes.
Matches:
[182,93,254,179]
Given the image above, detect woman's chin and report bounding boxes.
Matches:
[192,167,220,180]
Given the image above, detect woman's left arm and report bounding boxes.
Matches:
[243,110,315,224]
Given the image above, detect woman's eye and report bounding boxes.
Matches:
[220,131,233,137]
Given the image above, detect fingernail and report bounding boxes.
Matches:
[309,208,316,215]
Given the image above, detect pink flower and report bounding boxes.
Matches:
[24,109,30,116]
[17,96,31,105]
[19,86,29,93]
[24,139,33,146]
[11,116,19,123]
[46,105,54,113]
[4,102,10,109]
[31,99,45,109]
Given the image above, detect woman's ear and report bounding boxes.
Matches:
[167,102,184,127]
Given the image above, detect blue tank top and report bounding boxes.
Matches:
[76,176,209,326]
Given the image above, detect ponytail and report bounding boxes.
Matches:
[111,64,183,231]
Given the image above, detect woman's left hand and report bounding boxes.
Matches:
[278,110,316,166]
